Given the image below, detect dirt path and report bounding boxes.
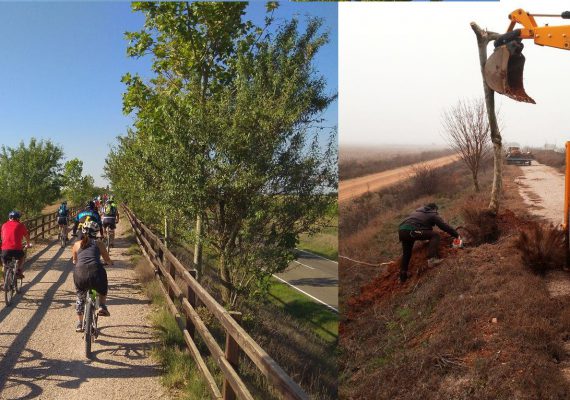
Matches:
[338,154,459,204]
[0,219,167,400]
[515,161,570,380]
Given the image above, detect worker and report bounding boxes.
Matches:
[398,203,459,283]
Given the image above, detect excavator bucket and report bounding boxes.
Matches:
[484,44,535,104]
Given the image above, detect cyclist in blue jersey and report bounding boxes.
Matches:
[72,201,104,239]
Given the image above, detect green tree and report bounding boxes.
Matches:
[0,138,63,218]
[61,158,96,205]
[106,3,337,306]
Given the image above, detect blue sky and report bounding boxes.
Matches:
[0,2,338,187]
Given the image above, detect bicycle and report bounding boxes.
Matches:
[3,246,29,306]
[83,287,100,358]
[58,224,68,248]
[104,226,111,253]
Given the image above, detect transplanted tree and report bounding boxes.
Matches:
[442,98,492,192]
[107,2,337,306]
[0,138,63,217]
[61,158,96,205]
[471,23,503,213]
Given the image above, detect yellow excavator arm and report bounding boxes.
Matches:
[507,9,570,50]
[484,9,570,104]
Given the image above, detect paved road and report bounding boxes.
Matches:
[339,154,459,204]
[274,250,338,312]
[0,220,166,400]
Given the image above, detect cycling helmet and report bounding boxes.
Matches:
[86,200,95,209]
[81,220,100,237]
[8,210,21,220]
[62,201,67,205]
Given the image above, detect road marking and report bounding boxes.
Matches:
[272,274,338,313]
[293,260,315,270]
[296,249,338,264]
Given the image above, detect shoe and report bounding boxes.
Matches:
[427,258,443,267]
[399,272,408,283]
[16,269,24,279]
[97,305,110,317]
[75,322,84,332]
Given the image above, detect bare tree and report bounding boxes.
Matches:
[470,23,502,214]
[442,98,491,192]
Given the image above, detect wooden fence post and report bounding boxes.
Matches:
[187,270,197,339]
[223,311,242,400]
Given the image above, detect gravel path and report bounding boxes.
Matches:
[515,161,570,380]
[0,219,167,400]
[515,162,566,225]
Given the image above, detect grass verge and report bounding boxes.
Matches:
[132,250,213,399]
[298,210,338,261]
[268,279,338,344]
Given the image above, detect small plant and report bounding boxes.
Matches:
[516,222,565,275]
[410,164,443,196]
[460,205,499,245]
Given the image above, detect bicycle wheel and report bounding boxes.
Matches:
[105,234,110,253]
[4,269,14,306]
[15,272,22,294]
[60,231,65,248]
[84,301,93,358]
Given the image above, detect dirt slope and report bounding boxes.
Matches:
[0,220,167,400]
[338,154,458,203]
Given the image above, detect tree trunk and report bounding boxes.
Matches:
[219,252,231,305]
[471,22,502,214]
[472,170,480,193]
[193,214,203,280]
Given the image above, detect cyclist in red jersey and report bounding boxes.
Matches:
[1,211,31,279]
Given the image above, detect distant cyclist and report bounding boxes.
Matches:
[72,201,103,239]
[57,201,70,241]
[72,220,113,332]
[1,211,32,279]
[102,199,119,247]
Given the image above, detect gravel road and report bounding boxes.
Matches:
[0,219,167,400]
[339,154,458,204]
[515,162,566,225]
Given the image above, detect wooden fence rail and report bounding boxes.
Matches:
[122,204,309,400]
[22,206,81,242]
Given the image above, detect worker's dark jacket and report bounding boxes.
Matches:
[399,206,459,238]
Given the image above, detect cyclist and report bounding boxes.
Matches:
[72,201,103,240]
[57,201,70,241]
[102,199,119,248]
[72,220,113,332]
[1,211,32,279]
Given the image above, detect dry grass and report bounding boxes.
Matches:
[516,222,566,275]
[531,149,565,171]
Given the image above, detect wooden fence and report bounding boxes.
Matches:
[122,205,309,400]
[23,206,81,241]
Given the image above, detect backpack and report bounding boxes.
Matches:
[58,205,68,217]
[104,203,116,217]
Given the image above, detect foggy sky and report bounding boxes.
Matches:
[339,0,570,149]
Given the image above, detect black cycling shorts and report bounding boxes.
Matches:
[73,264,108,296]
[2,250,25,265]
[57,216,68,225]
[102,217,116,230]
